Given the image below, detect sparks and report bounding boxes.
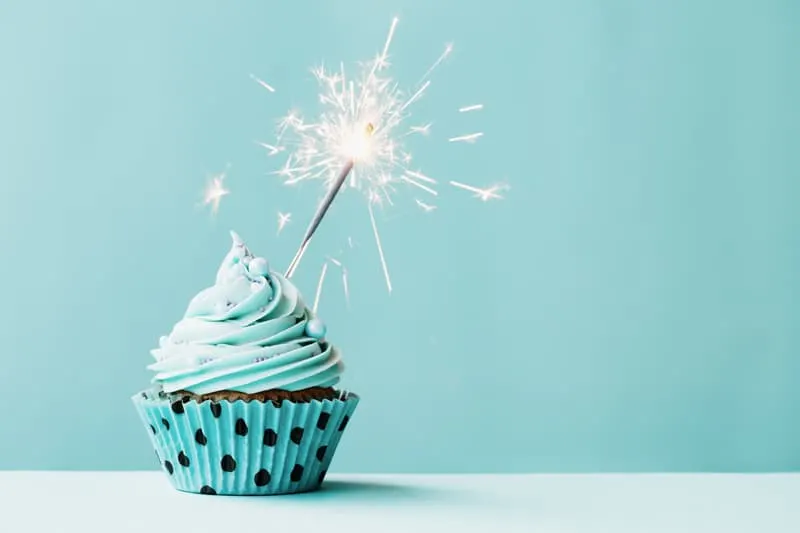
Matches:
[449,180,507,201]
[448,132,484,143]
[417,42,453,86]
[325,253,351,308]
[459,104,483,113]
[263,17,503,294]
[368,201,392,293]
[401,174,438,196]
[250,74,276,93]
[312,261,328,313]
[202,172,230,215]
[257,141,285,156]
[341,267,350,306]
[277,211,291,234]
[269,18,453,204]
[409,123,432,135]
[316,245,352,310]
[415,199,437,212]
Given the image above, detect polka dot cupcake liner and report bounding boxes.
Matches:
[132,389,359,495]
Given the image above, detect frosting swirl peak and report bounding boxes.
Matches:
[149,232,343,395]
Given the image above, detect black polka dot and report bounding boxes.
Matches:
[221,454,237,472]
[149,424,156,435]
[316,445,328,461]
[318,470,327,484]
[338,415,350,431]
[317,412,330,430]
[210,402,222,418]
[161,418,170,431]
[290,427,304,445]
[194,428,207,445]
[171,400,185,414]
[235,418,248,436]
[290,464,304,482]
[263,429,278,447]
[163,460,173,475]
[200,486,217,495]
[254,469,271,487]
[178,451,190,467]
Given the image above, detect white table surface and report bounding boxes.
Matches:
[0,472,797,532]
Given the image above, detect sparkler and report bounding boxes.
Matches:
[256,16,505,291]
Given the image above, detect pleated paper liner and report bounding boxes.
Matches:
[132,388,359,495]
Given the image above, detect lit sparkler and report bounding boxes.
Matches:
[261,17,504,290]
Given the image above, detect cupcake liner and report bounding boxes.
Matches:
[132,388,359,495]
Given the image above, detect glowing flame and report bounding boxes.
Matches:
[339,122,376,163]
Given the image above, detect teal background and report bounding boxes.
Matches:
[0,0,798,472]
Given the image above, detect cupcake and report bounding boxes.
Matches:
[132,231,359,495]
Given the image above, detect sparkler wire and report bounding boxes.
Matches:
[284,159,355,278]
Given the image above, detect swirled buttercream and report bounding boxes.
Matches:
[149,232,343,395]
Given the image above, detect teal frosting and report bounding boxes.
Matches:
[149,231,343,395]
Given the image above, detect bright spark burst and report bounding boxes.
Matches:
[277,211,291,234]
[263,17,503,293]
[202,172,230,215]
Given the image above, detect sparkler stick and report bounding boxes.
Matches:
[284,159,355,278]
[198,17,508,302]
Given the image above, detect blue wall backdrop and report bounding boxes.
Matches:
[0,0,798,472]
